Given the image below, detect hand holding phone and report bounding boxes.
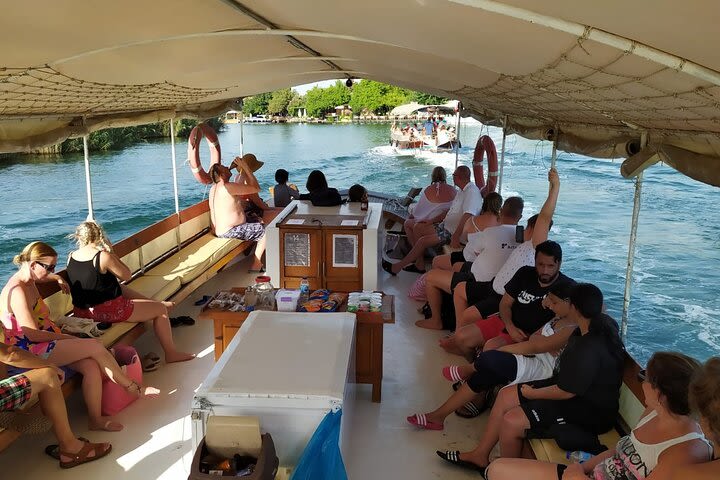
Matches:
[515,225,525,243]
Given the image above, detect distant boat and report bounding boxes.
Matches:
[389,101,460,154]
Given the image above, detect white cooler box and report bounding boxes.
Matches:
[191,311,356,466]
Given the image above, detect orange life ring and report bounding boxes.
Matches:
[472,134,499,197]
[187,123,221,184]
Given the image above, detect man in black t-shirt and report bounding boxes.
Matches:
[451,240,573,358]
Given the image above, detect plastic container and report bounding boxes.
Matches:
[254,276,275,311]
[566,450,592,463]
[276,289,301,312]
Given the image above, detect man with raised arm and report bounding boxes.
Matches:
[208,157,266,271]
[0,343,111,468]
[441,167,563,356]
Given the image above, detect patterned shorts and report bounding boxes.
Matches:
[73,295,134,323]
[219,222,265,241]
[434,222,452,245]
[0,374,32,412]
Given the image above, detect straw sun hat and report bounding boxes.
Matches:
[231,153,264,172]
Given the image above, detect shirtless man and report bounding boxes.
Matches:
[209,158,265,271]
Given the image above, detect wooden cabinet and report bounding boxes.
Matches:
[279,215,364,292]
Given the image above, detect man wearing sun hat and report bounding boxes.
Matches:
[231,153,271,218]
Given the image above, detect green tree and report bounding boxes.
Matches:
[268,88,294,116]
[349,80,411,115]
[287,91,305,116]
[242,92,273,116]
[409,91,448,105]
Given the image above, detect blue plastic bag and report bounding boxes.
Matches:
[290,409,347,480]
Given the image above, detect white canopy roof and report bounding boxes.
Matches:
[2,0,720,186]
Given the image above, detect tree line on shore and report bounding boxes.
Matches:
[242,80,447,118]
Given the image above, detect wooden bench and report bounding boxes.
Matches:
[0,200,266,452]
[529,353,646,464]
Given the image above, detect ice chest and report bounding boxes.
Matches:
[191,311,356,466]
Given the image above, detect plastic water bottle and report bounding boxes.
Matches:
[566,451,592,463]
[298,277,310,309]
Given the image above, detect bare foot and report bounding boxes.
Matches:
[89,418,124,432]
[166,352,196,363]
[415,319,443,330]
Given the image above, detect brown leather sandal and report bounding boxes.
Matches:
[59,440,112,468]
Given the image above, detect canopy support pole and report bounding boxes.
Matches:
[239,110,245,157]
[498,115,508,195]
[170,120,181,249]
[550,125,558,169]
[454,102,461,168]
[621,132,648,341]
[82,136,95,222]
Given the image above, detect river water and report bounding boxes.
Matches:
[1,122,718,364]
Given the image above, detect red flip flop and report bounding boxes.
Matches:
[407,413,443,431]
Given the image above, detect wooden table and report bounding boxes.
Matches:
[199,289,394,402]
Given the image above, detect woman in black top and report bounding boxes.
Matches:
[299,170,342,206]
[437,283,625,474]
[66,221,194,364]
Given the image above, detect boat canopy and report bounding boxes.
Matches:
[389,101,458,117]
[2,1,720,186]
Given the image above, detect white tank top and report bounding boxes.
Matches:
[412,186,454,222]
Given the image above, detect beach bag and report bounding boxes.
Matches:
[408,273,428,301]
[384,232,411,260]
[101,345,142,416]
[290,409,347,480]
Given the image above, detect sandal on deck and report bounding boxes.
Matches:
[455,400,485,418]
[402,264,426,274]
[442,365,467,383]
[45,437,90,460]
[59,440,112,469]
[407,413,444,431]
[452,380,464,391]
[436,450,487,476]
[193,295,212,306]
[142,353,160,372]
[381,259,397,276]
[170,316,195,328]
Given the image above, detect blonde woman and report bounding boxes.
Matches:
[0,242,156,432]
[65,221,194,363]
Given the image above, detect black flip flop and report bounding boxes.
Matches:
[452,380,464,391]
[45,437,90,460]
[436,450,487,476]
[402,264,426,274]
[455,399,485,418]
[194,295,212,306]
[381,259,397,276]
[170,316,195,327]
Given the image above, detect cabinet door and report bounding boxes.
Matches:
[222,324,241,353]
[280,228,322,285]
[323,228,362,291]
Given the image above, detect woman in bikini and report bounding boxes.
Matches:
[65,221,194,364]
[0,242,157,432]
[487,352,712,480]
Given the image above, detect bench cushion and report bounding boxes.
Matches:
[143,235,242,284]
[44,291,74,321]
[129,276,182,301]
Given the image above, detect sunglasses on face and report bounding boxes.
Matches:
[36,261,56,273]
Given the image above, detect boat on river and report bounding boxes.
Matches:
[1,1,719,479]
[389,102,460,154]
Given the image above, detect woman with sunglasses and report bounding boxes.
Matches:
[1,241,157,432]
[486,351,712,480]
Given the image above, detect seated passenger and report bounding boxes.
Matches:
[299,170,342,206]
[670,357,720,480]
[441,240,571,357]
[437,284,627,473]
[231,153,271,222]
[348,184,367,203]
[441,168,558,344]
[429,192,507,272]
[272,168,300,208]
[383,165,482,275]
[407,281,577,429]
[1,242,158,432]
[209,158,267,271]
[66,222,195,363]
[403,166,457,262]
[0,343,111,468]
[488,351,711,480]
[416,195,521,330]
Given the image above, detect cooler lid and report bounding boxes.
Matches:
[196,311,356,401]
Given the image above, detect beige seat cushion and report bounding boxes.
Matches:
[44,291,74,320]
[128,276,182,301]
[529,429,621,464]
[143,235,242,284]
